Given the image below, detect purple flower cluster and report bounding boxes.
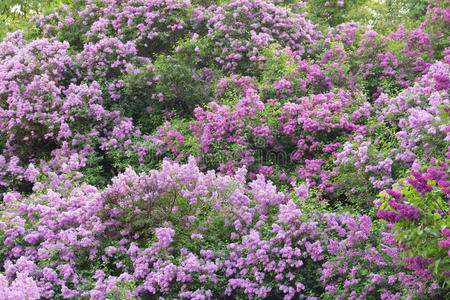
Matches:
[375,157,449,281]
[202,0,322,73]
[155,75,371,196]
[319,21,436,97]
[335,57,449,200]
[0,157,438,299]
[0,30,145,191]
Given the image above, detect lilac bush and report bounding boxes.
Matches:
[154,78,371,200]
[376,157,450,283]
[318,21,436,99]
[33,0,192,55]
[198,0,322,73]
[0,30,148,189]
[334,55,449,207]
[0,0,449,298]
[0,158,440,299]
[0,31,96,158]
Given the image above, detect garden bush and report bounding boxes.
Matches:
[0,0,448,299]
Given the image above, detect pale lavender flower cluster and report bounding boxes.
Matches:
[0,272,40,300]
[336,58,449,194]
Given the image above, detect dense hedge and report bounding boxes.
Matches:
[0,0,449,299]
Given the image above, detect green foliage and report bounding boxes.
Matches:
[423,0,450,60]
[368,0,428,34]
[106,280,136,300]
[257,44,304,100]
[110,37,220,136]
[1,0,51,19]
[152,51,218,116]
[307,0,365,28]
[333,116,406,212]
[109,63,162,134]
[260,44,297,81]
[0,0,66,39]
[307,0,428,33]
[79,151,115,188]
